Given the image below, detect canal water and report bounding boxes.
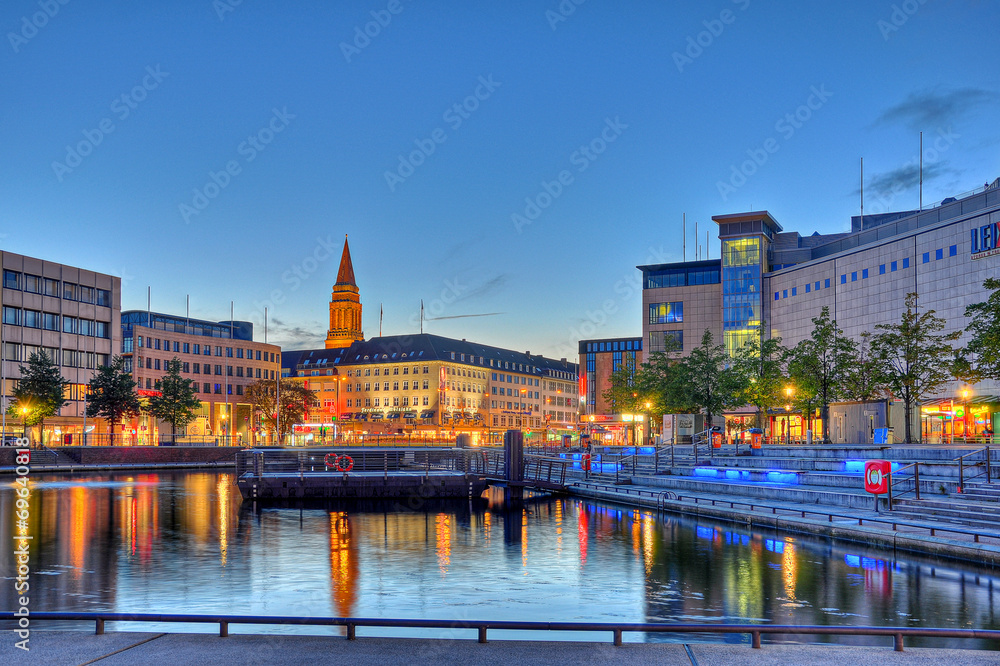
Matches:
[2,471,999,647]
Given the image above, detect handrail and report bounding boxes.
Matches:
[9,611,1000,651]
[567,481,1000,544]
[887,462,921,509]
[955,446,992,492]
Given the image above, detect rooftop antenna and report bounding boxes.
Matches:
[860,157,864,219]
[419,300,423,334]
[919,132,923,210]
[380,302,383,337]
[682,213,686,262]
[695,221,699,260]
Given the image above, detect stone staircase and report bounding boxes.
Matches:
[887,480,1000,530]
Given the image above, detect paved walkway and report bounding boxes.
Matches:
[4,631,1000,665]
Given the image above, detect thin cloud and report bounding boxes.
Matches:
[875,87,994,130]
[862,161,951,196]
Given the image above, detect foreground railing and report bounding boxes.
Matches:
[6,612,1000,651]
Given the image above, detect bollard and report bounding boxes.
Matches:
[894,633,904,651]
[751,630,761,648]
[95,618,105,635]
[220,621,228,637]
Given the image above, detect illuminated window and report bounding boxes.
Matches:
[648,301,683,324]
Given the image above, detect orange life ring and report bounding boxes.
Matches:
[324,453,338,468]
[336,455,354,472]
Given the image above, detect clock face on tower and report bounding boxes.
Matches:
[326,236,364,349]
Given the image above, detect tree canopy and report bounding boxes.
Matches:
[245,378,317,440]
[147,358,202,436]
[9,351,68,445]
[962,277,1000,383]
[87,356,142,445]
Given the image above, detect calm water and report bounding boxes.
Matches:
[3,471,1000,646]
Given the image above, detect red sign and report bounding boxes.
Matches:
[137,389,162,397]
[864,460,891,494]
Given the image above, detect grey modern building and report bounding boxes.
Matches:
[639,179,1000,443]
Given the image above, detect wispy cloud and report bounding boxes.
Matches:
[874,87,994,130]
[456,274,507,301]
[268,316,324,349]
[858,161,951,196]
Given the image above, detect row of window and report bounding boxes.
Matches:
[143,380,248,396]
[2,307,111,338]
[354,350,550,377]
[346,365,431,377]
[133,336,275,362]
[349,396,433,408]
[583,339,640,353]
[492,387,541,399]
[490,401,540,412]
[644,267,720,289]
[3,270,112,307]
[492,372,539,386]
[2,343,109,369]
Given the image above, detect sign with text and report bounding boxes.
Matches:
[864,459,890,494]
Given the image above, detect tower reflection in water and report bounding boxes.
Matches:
[1,472,998,647]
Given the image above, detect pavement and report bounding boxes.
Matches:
[3,631,1000,665]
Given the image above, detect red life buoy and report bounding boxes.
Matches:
[582,453,591,472]
[336,455,354,472]
[324,453,338,468]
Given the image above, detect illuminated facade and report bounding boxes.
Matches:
[284,334,578,443]
[578,337,645,444]
[325,236,364,349]
[1,251,121,444]
[121,311,280,443]
[639,179,1000,442]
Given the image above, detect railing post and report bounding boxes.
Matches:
[988,446,992,484]
[220,621,228,637]
[346,623,356,640]
[894,633,904,652]
[751,630,761,648]
[95,618,104,635]
[613,628,623,646]
[478,626,488,643]
[959,456,964,493]
[887,469,894,511]
[914,463,920,500]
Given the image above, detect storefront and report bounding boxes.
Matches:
[922,396,999,443]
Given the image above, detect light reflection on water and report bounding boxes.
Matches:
[2,471,1000,646]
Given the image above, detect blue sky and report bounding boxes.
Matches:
[2,0,998,359]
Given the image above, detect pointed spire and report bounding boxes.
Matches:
[335,234,356,287]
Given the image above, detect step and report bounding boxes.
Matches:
[896,497,1000,514]
[630,474,877,509]
[890,502,1000,522]
[882,509,998,531]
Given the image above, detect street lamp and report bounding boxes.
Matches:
[961,387,971,443]
[645,401,652,446]
[784,386,794,445]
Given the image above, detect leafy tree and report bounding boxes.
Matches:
[786,307,854,443]
[147,358,202,437]
[601,354,646,444]
[961,277,1000,383]
[246,378,317,442]
[86,356,142,446]
[671,330,739,427]
[785,355,822,441]
[8,351,69,447]
[871,293,960,443]
[731,328,787,434]
[840,331,887,403]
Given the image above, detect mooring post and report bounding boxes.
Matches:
[504,429,524,502]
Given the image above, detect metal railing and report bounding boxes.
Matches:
[887,462,921,509]
[957,446,992,492]
[8,611,1000,651]
[568,482,1000,544]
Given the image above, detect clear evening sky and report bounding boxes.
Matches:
[2,0,997,359]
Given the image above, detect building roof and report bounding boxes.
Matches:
[122,310,254,341]
[335,235,356,287]
[285,333,578,377]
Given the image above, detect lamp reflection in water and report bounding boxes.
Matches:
[329,511,358,619]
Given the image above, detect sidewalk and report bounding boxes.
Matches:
[4,631,999,665]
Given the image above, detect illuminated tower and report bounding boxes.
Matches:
[325,235,364,349]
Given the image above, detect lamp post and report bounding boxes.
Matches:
[961,388,970,443]
[21,406,29,448]
[784,386,794,445]
[645,401,652,446]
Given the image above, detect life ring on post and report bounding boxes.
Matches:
[582,453,591,472]
[324,453,339,469]
[336,455,354,472]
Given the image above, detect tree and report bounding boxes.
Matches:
[8,351,69,447]
[671,330,739,427]
[786,307,854,443]
[731,328,787,434]
[245,378,317,442]
[961,277,1000,383]
[871,293,960,444]
[87,356,142,446]
[147,358,202,438]
[840,331,887,403]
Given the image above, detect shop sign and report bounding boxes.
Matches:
[137,389,161,397]
[971,221,1000,260]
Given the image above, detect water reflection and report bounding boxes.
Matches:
[1,472,999,646]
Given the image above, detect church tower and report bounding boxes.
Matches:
[325,235,364,349]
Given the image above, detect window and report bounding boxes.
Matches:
[791,287,797,296]
[23,310,41,328]
[935,248,943,260]
[4,270,21,290]
[96,288,111,307]
[193,344,200,354]
[204,382,211,393]
[62,316,76,334]
[236,348,243,359]
[841,275,846,284]
[226,347,233,357]
[214,383,222,394]
[215,365,223,375]
[664,330,683,351]
[815,281,820,290]
[851,272,857,282]
[891,261,897,272]
[183,343,190,353]
[903,258,909,268]
[256,350,261,360]
[782,290,788,298]
[215,346,222,356]
[23,274,41,294]
[193,363,201,374]
[824,278,830,288]
[862,269,868,279]
[805,284,810,293]
[95,321,109,338]
[879,264,886,275]
[922,252,930,263]
[154,359,160,370]
[950,244,958,257]
[226,366,233,376]
[648,301,683,324]
[236,367,244,377]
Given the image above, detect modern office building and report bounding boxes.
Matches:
[121,311,280,443]
[1,251,121,444]
[578,337,646,444]
[639,179,1000,442]
[284,334,578,444]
